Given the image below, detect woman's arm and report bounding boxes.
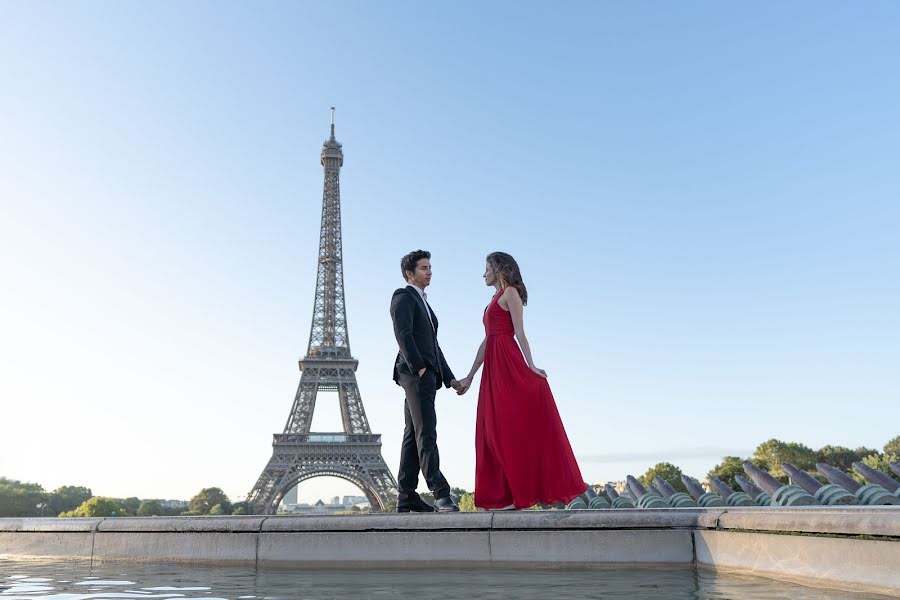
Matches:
[466,337,487,379]
[457,337,486,394]
[506,287,547,378]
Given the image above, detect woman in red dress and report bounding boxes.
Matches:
[457,252,586,510]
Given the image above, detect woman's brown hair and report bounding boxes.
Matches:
[487,251,528,305]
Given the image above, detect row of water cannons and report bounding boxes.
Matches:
[566,460,900,509]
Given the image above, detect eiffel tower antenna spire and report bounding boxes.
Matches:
[246,113,398,514]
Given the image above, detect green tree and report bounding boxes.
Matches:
[137,500,163,516]
[449,487,469,504]
[46,486,92,516]
[816,446,863,472]
[122,497,141,515]
[0,477,47,517]
[639,462,686,493]
[884,436,900,460]
[861,454,900,485]
[457,492,476,512]
[854,446,881,461]
[189,487,231,515]
[62,496,128,517]
[209,503,226,515]
[230,502,248,515]
[753,439,816,480]
[859,440,900,486]
[707,456,766,490]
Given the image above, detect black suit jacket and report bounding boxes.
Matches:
[390,286,455,388]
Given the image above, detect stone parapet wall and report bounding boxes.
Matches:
[1,509,898,597]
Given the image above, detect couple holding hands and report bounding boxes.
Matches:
[390,250,585,512]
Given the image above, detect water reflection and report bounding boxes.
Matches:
[0,559,887,599]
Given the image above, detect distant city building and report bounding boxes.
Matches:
[160,499,188,509]
[281,496,371,515]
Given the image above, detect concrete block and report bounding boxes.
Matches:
[715,507,900,537]
[92,532,257,564]
[695,530,900,598]
[97,516,266,533]
[0,531,94,559]
[258,531,491,563]
[0,518,101,532]
[491,508,705,530]
[261,512,493,532]
[489,530,693,563]
[695,509,727,529]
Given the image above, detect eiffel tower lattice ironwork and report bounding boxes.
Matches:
[246,111,398,514]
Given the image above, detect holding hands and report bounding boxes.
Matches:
[456,376,473,395]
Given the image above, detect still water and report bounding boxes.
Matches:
[0,559,889,599]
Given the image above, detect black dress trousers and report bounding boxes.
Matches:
[396,367,450,500]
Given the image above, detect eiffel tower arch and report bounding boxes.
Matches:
[246,110,398,514]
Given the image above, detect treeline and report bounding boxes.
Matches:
[5,436,895,517]
[635,435,900,493]
[414,487,560,512]
[0,481,246,518]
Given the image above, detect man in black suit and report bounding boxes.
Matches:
[390,249,461,512]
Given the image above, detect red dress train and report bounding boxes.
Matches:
[474,289,586,509]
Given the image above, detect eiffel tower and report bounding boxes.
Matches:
[246,110,398,514]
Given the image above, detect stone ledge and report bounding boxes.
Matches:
[0,518,102,532]
[2,508,899,536]
[258,531,491,563]
[92,531,257,563]
[491,509,715,530]
[96,516,267,532]
[0,531,94,559]
[488,529,692,563]
[1,512,897,595]
[695,530,900,598]
[713,506,900,537]
[260,512,493,531]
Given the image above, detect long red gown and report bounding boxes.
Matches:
[474,288,586,509]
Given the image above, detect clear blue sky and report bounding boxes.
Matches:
[1,2,898,504]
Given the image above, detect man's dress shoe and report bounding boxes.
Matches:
[396,494,435,513]
[434,496,460,512]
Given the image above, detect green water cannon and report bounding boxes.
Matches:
[735,474,772,506]
[708,476,756,507]
[743,462,820,507]
[653,476,698,507]
[626,475,668,509]
[565,497,587,509]
[812,462,895,506]
[853,462,900,494]
[847,462,900,505]
[604,484,635,509]
[782,463,858,505]
[564,483,608,510]
[584,485,611,509]
[681,475,726,507]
